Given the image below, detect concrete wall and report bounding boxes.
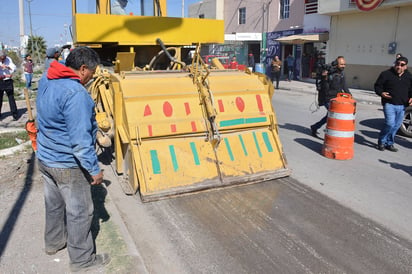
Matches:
[319,0,412,14]
[326,5,412,90]
[270,0,304,32]
[224,0,266,33]
[188,0,223,20]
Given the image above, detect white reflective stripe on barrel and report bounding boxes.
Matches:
[325,129,354,138]
[328,112,356,120]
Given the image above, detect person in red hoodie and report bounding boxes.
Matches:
[37,47,110,272]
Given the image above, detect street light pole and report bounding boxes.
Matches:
[19,0,25,56]
[27,0,34,55]
[26,0,41,63]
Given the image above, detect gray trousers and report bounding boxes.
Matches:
[39,161,95,267]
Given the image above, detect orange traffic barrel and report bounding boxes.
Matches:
[322,93,356,160]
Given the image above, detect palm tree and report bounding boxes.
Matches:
[26,35,46,64]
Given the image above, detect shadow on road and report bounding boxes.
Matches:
[294,138,323,154]
[91,182,111,242]
[0,152,35,260]
[359,118,382,131]
[379,159,412,176]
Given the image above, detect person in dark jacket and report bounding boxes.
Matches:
[375,56,412,151]
[248,52,255,72]
[310,56,350,137]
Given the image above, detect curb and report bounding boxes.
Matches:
[278,80,381,106]
[0,127,32,157]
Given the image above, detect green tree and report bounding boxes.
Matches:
[26,35,46,64]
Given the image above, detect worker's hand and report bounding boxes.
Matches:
[91,171,103,185]
[409,98,412,105]
[381,92,392,99]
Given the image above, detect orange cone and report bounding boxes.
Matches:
[322,93,356,160]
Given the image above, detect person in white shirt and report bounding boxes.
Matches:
[0,50,18,120]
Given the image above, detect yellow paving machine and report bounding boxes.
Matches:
[71,0,290,201]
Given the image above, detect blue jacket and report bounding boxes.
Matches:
[36,62,100,176]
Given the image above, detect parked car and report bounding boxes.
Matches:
[400,105,412,137]
[203,55,246,70]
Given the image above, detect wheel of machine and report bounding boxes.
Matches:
[400,105,412,138]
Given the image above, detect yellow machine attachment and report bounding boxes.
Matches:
[74,0,290,201]
[91,50,290,202]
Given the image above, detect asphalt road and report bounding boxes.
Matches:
[106,163,412,273]
[103,80,412,273]
[273,80,412,241]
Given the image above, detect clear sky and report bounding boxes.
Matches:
[0,0,201,48]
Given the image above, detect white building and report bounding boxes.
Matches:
[319,0,412,89]
[189,0,330,79]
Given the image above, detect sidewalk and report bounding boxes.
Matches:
[277,78,380,106]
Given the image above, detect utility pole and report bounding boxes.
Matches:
[182,0,184,17]
[26,0,41,64]
[27,0,34,56]
[19,0,25,56]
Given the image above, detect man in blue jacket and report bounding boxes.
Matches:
[37,47,110,272]
[375,56,412,152]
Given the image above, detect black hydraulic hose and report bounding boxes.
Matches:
[156,38,176,62]
[155,38,186,68]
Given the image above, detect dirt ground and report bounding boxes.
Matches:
[0,100,139,273]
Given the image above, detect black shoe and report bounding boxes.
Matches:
[12,113,18,121]
[310,125,318,137]
[45,243,67,255]
[377,143,385,151]
[385,145,398,152]
[70,253,111,272]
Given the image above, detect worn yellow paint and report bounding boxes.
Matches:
[92,70,290,201]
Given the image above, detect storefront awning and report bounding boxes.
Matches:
[275,33,329,44]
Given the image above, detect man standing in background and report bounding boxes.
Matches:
[23,54,34,90]
[44,47,61,70]
[286,53,295,81]
[375,56,412,152]
[0,50,18,120]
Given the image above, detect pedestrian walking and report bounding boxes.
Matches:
[248,52,255,72]
[36,46,110,272]
[375,56,412,152]
[271,55,282,89]
[286,53,295,81]
[23,54,34,89]
[0,50,18,120]
[310,56,350,137]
